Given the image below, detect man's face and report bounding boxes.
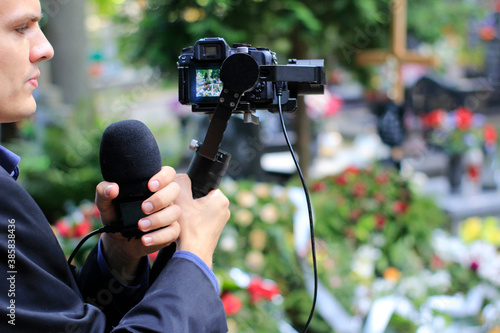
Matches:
[0,0,54,123]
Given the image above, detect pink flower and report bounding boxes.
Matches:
[470,261,479,272]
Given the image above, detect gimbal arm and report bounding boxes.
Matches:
[187,51,260,198]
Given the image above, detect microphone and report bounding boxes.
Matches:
[99,119,162,238]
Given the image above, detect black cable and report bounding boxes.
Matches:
[275,88,318,333]
[67,223,120,265]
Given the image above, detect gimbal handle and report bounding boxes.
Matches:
[187,51,260,198]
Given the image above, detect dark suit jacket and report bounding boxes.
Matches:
[0,167,228,332]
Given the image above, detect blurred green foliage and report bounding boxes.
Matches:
[5,107,105,222]
[114,0,487,84]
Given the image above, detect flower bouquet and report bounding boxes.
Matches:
[303,165,447,331]
[421,106,497,154]
[425,216,500,331]
[214,180,332,332]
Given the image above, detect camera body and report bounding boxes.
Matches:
[178,37,325,113]
[178,37,276,113]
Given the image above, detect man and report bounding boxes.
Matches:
[0,0,230,332]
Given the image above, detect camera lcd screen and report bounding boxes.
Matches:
[195,69,222,98]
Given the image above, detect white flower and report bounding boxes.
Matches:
[219,234,237,252]
[398,276,427,299]
[351,245,381,280]
[431,229,466,263]
[427,270,451,293]
[477,251,500,286]
[482,300,500,325]
[353,285,372,315]
[371,278,395,297]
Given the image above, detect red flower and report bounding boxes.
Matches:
[247,277,280,304]
[373,192,386,204]
[148,251,159,262]
[312,181,327,192]
[335,174,348,186]
[345,166,360,175]
[422,109,446,128]
[480,26,496,41]
[221,292,242,316]
[352,183,367,198]
[454,107,474,130]
[392,201,408,214]
[375,172,389,185]
[484,123,497,145]
[375,215,386,230]
[74,218,93,237]
[54,219,73,238]
[349,208,363,221]
[467,164,481,182]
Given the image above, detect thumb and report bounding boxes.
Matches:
[95,181,119,224]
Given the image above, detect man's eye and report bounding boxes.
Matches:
[15,25,29,34]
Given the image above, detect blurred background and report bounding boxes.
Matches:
[3,0,500,331]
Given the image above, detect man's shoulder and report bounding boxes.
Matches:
[0,168,24,196]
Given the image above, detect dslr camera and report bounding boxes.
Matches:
[178,37,325,114]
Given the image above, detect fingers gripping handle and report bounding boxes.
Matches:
[187,143,231,199]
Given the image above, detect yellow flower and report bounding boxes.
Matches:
[259,203,279,224]
[252,183,271,199]
[245,251,265,272]
[234,209,253,227]
[236,190,257,208]
[459,217,483,243]
[249,229,267,251]
[226,319,238,333]
[482,217,500,246]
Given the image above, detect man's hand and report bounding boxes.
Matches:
[95,166,181,284]
[173,174,230,268]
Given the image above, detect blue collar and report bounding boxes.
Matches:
[0,145,20,180]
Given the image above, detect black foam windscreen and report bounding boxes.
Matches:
[99,119,162,238]
[100,119,162,183]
